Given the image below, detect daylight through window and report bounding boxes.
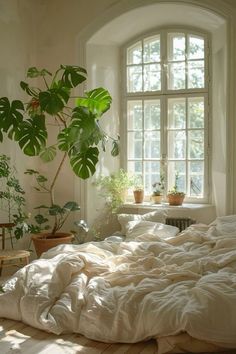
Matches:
[124,29,209,201]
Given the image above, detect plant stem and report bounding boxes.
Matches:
[49,152,67,235]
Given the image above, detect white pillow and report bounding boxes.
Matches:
[210,215,236,235]
[125,220,179,241]
[118,210,167,235]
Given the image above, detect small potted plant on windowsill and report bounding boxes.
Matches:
[151,182,163,204]
[167,173,185,206]
[133,185,144,204]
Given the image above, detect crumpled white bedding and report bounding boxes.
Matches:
[1,219,236,354]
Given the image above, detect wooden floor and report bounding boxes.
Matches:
[0,318,158,353]
[1,319,236,354]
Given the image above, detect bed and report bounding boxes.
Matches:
[1,212,236,354]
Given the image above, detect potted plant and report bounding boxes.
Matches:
[133,185,144,204]
[0,65,119,256]
[167,173,185,206]
[151,182,162,204]
[95,169,134,212]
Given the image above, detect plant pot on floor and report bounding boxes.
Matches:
[31,232,74,258]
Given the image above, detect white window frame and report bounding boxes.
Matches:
[121,27,211,203]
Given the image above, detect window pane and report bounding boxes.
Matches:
[144,131,160,158]
[168,131,186,159]
[128,161,143,184]
[189,161,204,197]
[128,131,143,159]
[144,35,160,63]
[144,161,160,193]
[127,66,142,92]
[188,60,204,88]
[168,33,185,61]
[188,130,204,159]
[168,161,186,192]
[168,62,186,90]
[144,100,160,130]
[127,101,142,130]
[168,98,186,129]
[188,36,204,60]
[127,41,142,64]
[188,97,204,128]
[144,64,161,91]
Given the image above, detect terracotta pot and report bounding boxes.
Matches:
[133,190,144,203]
[31,232,74,258]
[167,194,185,206]
[151,195,162,204]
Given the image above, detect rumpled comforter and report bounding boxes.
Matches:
[1,219,236,353]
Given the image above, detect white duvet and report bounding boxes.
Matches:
[1,220,236,353]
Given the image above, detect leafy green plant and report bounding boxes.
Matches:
[167,172,185,196]
[0,154,28,247]
[23,169,80,235]
[95,169,134,211]
[0,66,119,236]
[152,182,162,196]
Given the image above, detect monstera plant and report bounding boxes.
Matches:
[0,65,119,254]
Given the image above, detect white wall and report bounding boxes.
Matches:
[0,0,39,238]
[0,0,236,244]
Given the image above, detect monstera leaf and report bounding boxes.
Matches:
[39,86,70,115]
[39,145,57,162]
[76,88,112,117]
[70,147,99,179]
[17,116,47,156]
[0,97,24,134]
[58,107,97,153]
[57,128,73,152]
[61,65,87,88]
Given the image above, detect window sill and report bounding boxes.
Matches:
[120,202,216,225]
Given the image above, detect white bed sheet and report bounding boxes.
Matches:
[1,220,236,354]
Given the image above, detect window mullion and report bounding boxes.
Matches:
[186,97,189,195]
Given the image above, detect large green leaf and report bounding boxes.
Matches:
[70,107,97,141]
[39,145,57,162]
[58,128,72,152]
[61,65,87,88]
[76,88,112,117]
[70,147,99,179]
[0,97,24,134]
[39,87,69,115]
[17,116,47,156]
[58,107,97,153]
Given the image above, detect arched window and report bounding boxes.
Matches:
[124,29,210,202]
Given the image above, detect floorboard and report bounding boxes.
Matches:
[0,319,235,354]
